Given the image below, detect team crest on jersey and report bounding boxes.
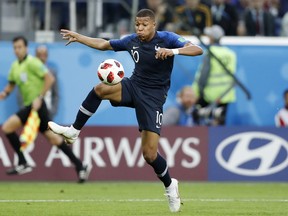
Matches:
[20,72,28,83]
[42,65,48,71]
[178,37,186,42]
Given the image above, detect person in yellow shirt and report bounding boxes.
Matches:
[192,25,237,125]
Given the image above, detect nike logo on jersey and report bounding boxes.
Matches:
[133,46,139,49]
[155,45,160,51]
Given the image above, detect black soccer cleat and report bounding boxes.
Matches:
[6,164,33,175]
[77,164,92,183]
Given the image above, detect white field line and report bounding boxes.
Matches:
[0,198,287,203]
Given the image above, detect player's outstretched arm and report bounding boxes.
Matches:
[155,43,203,60]
[60,29,113,51]
[180,42,203,56]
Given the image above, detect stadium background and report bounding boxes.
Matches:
[1,37,288,126]
[0,0,288,182]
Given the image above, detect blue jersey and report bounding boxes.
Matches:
[110,31,188,92]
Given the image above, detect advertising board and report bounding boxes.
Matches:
[0,126,208,181]
[209,127,288,181]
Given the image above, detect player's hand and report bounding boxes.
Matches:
[155,48,174,60]
[60,29,78,46]
[32,97,43,111]
[0,91,7,100]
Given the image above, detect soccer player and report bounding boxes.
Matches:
[35,45,59,119]
[0,36,91,183]
[48,9,203,212]
[192,25,237,126]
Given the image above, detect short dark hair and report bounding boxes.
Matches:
[13,36,28,47]
[136,9,155,20]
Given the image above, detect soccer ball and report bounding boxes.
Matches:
[97,59,125,85]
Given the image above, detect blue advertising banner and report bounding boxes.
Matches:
[209,127,288,181]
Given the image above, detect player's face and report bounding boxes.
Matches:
[181,89,197,109]
[135,17,156,42]
[36,48,48,64]
[13,39,27,61]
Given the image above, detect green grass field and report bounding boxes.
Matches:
[0,182,287,216]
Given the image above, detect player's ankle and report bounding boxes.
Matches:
[69,125,80,135]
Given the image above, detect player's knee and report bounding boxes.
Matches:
[2,122,13,134]
[143,151,157,164]
[95,84,106,98]
[48,137,60,145]
[1,124,7,133]
[44,131,63,145]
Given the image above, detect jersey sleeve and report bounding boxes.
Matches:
[8,63,16,83]
[109,35,132,51]
[167,32,189,49]
[30,58,49,78]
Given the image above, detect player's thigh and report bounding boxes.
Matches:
[1,114,23,133]
[110,78,134,107]
[135,102,163,135]
[1,106,31,133]
[95,82,122,102]
[135,87,166,134]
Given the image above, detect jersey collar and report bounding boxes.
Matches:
[18,55,28,64]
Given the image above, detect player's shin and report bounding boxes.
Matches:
[73,88,102,130]
[58,142,82,169]
[5,132,27,165]
[148,153,172,187]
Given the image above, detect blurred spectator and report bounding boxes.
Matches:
[51,2,69,30]
[265,0,282,35]
[166,0,184,7]
[231,0,249,36]
[146,0,174,31]
[201,0,212,7]
[231,0,249,20]
[281,12,288,36]
[17,45,59,119]
[163,86,197,126]
[211,0,239,35]
[31,1,86,31]
[102,0,148,37]
[275,89,288,127]
[243,0,275,36]
[264,0,280,17]
[192,25,237,125]
[279,0,288,18]
[35,45,59,119]
[174,0,213,35]
[102,1,130,36]
[76,1,87,31]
